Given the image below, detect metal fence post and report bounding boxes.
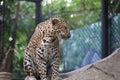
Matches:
[101,0,109,58]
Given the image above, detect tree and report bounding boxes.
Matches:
[0,0,20,73]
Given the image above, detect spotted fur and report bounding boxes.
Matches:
[23,17,70,80]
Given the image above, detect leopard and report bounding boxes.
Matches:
[23,17,71,80]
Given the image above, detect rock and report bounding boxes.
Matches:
[62,48,120,80]
[0,72,12,80]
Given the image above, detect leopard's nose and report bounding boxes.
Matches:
[61,34,66,39]
[61,34,70,39]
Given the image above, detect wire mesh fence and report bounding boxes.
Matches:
[60,13,120,72]
[109,14,120,53]
[60,22,101,72]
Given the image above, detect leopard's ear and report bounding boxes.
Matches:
[52,18,59,26]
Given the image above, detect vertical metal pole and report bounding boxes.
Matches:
[101,0,109,58]
[35,0,42,26]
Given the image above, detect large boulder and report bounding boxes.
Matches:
[62,48,120,80]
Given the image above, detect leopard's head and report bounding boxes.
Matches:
[50,17,71,40]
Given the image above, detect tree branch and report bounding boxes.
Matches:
[0,48,14,72]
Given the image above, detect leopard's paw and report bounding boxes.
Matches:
[25,76,37,80]
[56,77,63,80]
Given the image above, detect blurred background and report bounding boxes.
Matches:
[0,0,120,79]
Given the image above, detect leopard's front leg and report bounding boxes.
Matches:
[35,54,47,80]
[23,53,37,80]
[37,62,47,80]
[51,53,62,80]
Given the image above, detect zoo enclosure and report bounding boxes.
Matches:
[0,0,120,79]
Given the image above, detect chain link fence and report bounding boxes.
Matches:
[60,22,101,72]
[109,14,120,53]
[60,13,120,72]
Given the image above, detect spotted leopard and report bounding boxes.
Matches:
[23,17,70,80]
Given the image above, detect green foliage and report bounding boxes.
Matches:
[108,0,120,14]
[0,0,35,77]
[13,1,35,78]
[0,0,15,52]
[42,0,101,28]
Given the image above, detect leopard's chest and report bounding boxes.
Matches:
[36,43,59,61]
